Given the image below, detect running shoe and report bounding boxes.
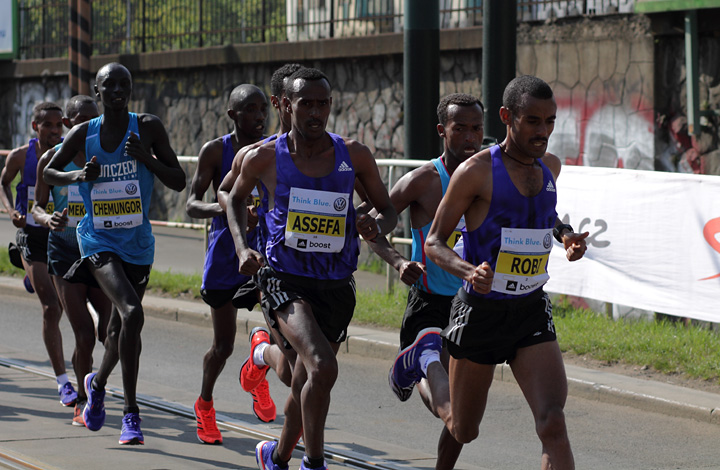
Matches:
[58,381,78,407]
[119,412,144,445]
[72,401,86,427]
[23,274,34,293]
[194,397,222,445]
[255,440,288,470]
[250,379,276,423]
[240,326,271,392]
[299,457,329,470]
[388,328,442,402]
[82,372,106,431]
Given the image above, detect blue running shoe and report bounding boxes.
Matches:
[255,440,288,470]
[119,412,144,445]
[82,373,106,431]
[299,456,329,470]
[23,275,34,294]
[388,328,442,402]
[58,382,77,407]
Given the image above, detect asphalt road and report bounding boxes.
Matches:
[2,291,720,469]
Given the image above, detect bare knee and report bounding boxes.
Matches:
[307,355,338,389]
[119,304,144,330]
[449,420,480,444]
[536,406,568,445]
[210,341,234,362]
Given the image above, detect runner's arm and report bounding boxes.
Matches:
[185,140,223,219]
[45,124,95,186]
[130,116,186,192]
[33,149,68,231]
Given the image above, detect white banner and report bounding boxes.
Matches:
[546,166,720,323]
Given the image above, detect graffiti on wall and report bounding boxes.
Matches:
[548,95,654,170]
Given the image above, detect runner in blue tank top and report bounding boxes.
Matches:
[0,102,76,406]
[45,63,186,446]
[423,76,589,470]
[33,96,113,427]
[216,64,306,439]
[185,84,270,444]
[226,68,396,470]
[364,93,484,470]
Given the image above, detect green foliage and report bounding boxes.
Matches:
[353,287,407,329]
[146,268,203,299]
[0,249,25,277]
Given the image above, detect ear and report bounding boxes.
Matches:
[270,96,280,110]
[31,121,38,132]
[282,96,292,113]
[499,106,512,126]
[227,109,236,121]
[437,123,446,138]
[62,117,72,129]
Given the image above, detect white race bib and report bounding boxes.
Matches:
[284,187,350,253]
[90,180,143,230]
[66,185,86,228]
[492,227,553,295]
[27,186,54,227]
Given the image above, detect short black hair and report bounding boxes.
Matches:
[285,68,331,98]
[96,62,132,84]
[32,101,62,122]
[502,75,554,115]
[228,84,266,111]
[437,93,484,125]
[65,95,96,119]
[271,63,304,97]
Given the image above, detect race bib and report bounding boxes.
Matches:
[66,185,86,228]
[251,187,261,208]
[285,187,349,253]
[448,216,465,249]
[492,227,553,295]
[27,186,54,227]
[90,180,143,230]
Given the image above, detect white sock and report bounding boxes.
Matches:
[419,349,441,377]
[253,342,269,367]
[56,374,70,389]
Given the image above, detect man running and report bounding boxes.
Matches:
[33,95,113,427]
[406,75,588,470]
[0,101,76,406]
[44,62,186,445]
[366,93,484,470]
[226,67,396,470]
[186,84,269,444]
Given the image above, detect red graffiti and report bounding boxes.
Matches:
[699,217,720,281]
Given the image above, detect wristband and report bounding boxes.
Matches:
[553,223,574,243]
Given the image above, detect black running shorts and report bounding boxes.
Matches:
[443,289,556,365]
[399,286,454,349]
[256,266,356,348]
[15,225,49,264]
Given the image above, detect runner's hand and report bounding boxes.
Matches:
[81,156,100,181]
[49,208,68,231]
[563,231,589,261]
[125,132,153,166]
[398,261,425,286]
[238,248,264,275]
[10,210,26,228]
[470,261,493,294]
[356,213,379,242]
[246,205,258,232]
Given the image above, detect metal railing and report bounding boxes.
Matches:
[16,0,633,60]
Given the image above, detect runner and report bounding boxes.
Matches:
[226,67,396,470]
[217,63,305,424]
[366,93,484,470]
[186,83,269,444]
[409,75,588,470]
[0,101,76,406]
[44,62,186,445]
[33,95,113,427]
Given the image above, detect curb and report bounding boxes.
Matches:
[3,275,719,426]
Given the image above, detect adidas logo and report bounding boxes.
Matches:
[546,180,556,192]
[338,161,352,172]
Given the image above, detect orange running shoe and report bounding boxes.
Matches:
[250,379,276,423]
[72,402,86,427]
[194,397,222,445]
[240,327,271,392]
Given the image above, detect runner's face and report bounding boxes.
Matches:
[69,102,100,127]
[96,67,132,111]
[289,78,332,140]
[508,95,556,159]
[441,104,484,164]
[34,110,64,148]
[235,93,268,140]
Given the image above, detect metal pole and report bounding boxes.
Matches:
[68,0,79,95]
[403,0,439,161]
[77,0,91,95]
[482,0,516,143]
[685,9,700,136]
[126,0,131,53]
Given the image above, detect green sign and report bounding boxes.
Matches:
[635,0,720,13]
